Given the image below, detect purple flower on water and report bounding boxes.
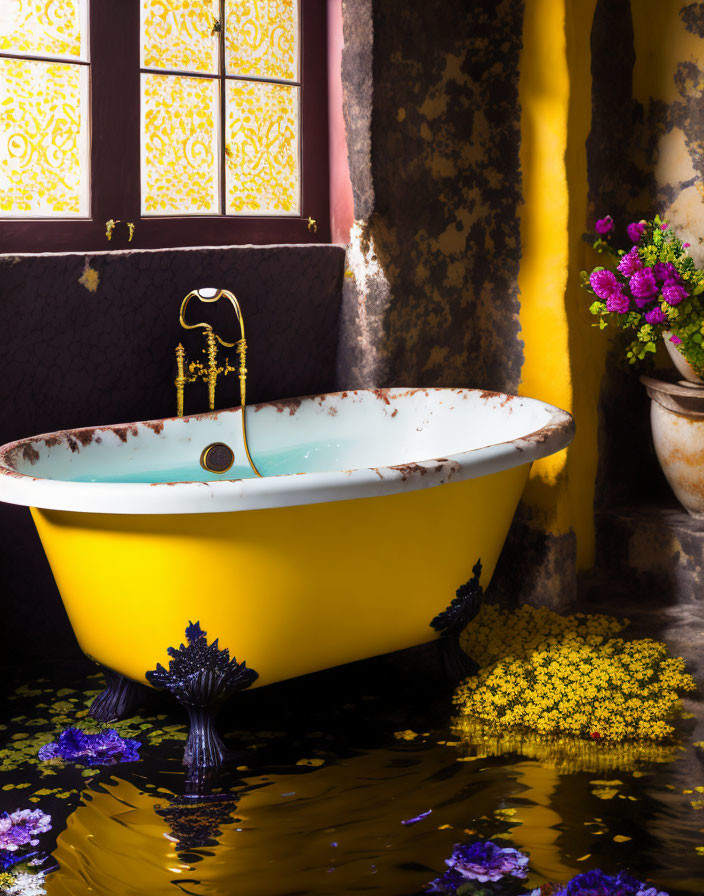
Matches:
[645,307,666,324]
[0,850,26,871]
[545,869,668,896]
[0,810,51,853]
[630,268,658,299]
[401,809,432,825]
[84,730,141,766]
[56,727,90,759]
[590,269,619,299]
[606,289,630,314]
[627,221,646,243]
[652,262,680,283]
[38,727,140,766]
[662,281,688,306]
[617,249,643,277]
[428,840,529,892]
[595,215,614,235]
[37,743,60,761]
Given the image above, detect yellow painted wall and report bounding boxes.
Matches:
[517,0,606,570]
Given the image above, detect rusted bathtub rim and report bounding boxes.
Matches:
[0,388,575,516]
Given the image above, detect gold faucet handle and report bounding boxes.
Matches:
[178,288,244,347]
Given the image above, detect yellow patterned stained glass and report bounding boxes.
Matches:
[0,0,87,60]
[225,80,299,215]
[225,0,298,81]
[141,73,220,215]
[0,57,89,217]
[141,0,219,74]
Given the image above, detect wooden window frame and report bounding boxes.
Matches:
[0,0,330,253]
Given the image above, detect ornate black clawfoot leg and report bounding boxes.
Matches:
[146,622,258,795]
[431,560,484,682]
[89,669,148,722]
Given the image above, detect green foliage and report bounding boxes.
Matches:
[582,216,704,377]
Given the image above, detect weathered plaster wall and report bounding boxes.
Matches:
[339,0,524,394]
[336,0,704,609]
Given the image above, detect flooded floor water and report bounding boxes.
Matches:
[3,592,704,896]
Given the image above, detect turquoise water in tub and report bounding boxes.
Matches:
[68,440,344,484]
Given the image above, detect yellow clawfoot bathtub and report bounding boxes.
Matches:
[0,387,573,785]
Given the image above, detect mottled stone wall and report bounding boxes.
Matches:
[0,245,344,663]
[337,0,524,393]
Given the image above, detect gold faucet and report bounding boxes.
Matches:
[175,288,262,477]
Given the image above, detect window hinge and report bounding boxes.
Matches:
[212,18,221,34]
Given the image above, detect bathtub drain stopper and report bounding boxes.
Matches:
[200,442,235,474]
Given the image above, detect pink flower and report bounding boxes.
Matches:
[629,268,658,298]
[684,242,691,248]
[662,281,688,306]
[670,334,682,345]
[595,215,614,235]
[627,221,646,243]
[645,307,666,324]
[661,222,669,230]
[617,248,643,277]
[590,269,619,299]
[652,262,680,283]
[606,289,630,314]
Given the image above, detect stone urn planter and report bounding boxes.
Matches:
[663,332,704,385]
[641,374,704,517]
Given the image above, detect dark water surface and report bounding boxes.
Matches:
[2,645,704,896]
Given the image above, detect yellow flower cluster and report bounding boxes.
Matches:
[454,604,696,742]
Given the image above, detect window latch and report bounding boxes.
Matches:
[212,18,221,34]
[307,217,317,233]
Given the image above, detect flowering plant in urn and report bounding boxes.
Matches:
[581,214,704,378]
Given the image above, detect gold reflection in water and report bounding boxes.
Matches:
[503,761,577,884]
[453,716,682,775]
[43,724,685,895]
[45,745,584,896]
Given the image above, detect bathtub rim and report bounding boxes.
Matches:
[0,387,574,515]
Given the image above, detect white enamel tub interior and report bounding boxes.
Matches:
[0,388,574,514]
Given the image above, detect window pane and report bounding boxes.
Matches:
[0,0,87,60]
[141,0,219,75]
[141,73,220,215]
[0,57,89,217]
[225,0,298,82]
[225,80,299,215]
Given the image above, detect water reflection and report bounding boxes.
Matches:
[3,644,704,896]
[40,728,704,896]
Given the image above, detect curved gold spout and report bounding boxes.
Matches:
[176,288,262,478]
